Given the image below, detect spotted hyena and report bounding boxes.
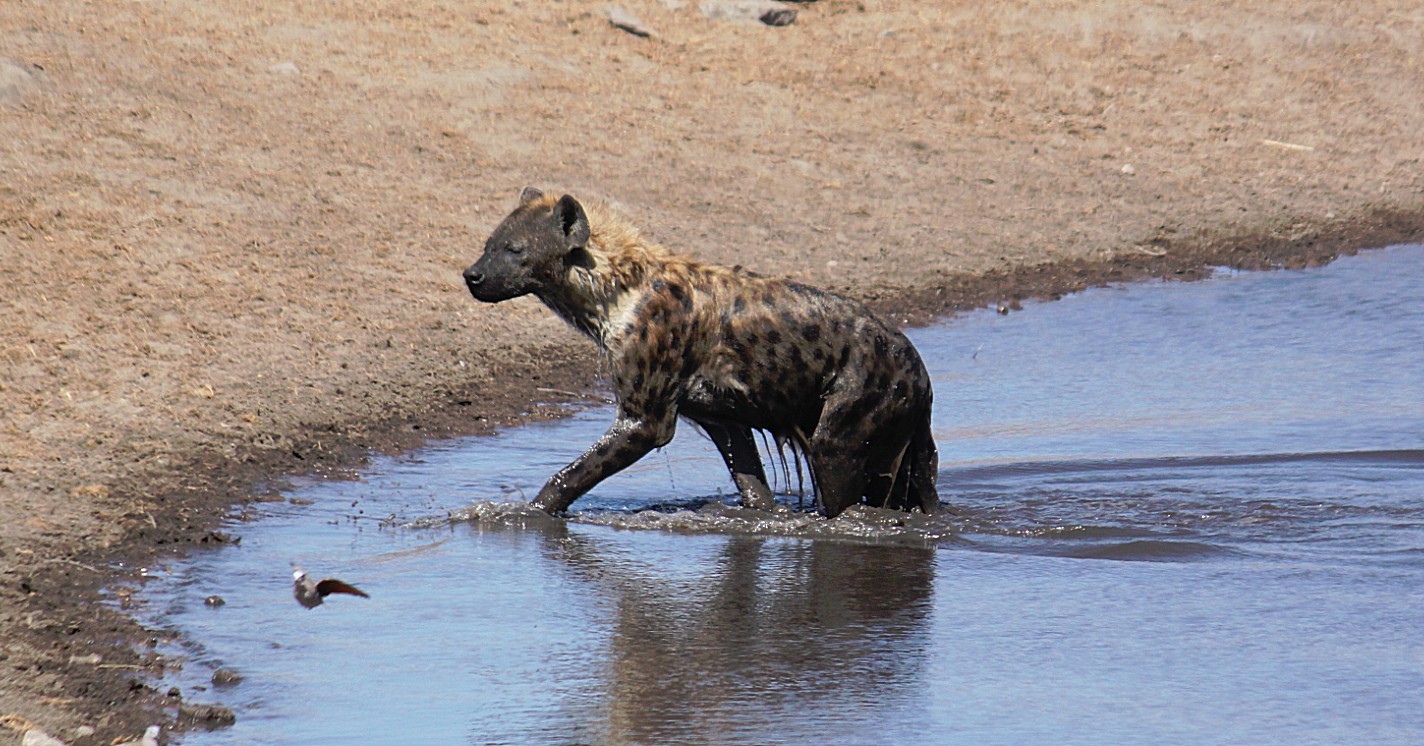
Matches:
[463,188,939,518]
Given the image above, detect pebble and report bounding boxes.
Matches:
[21,730,67,746]
[212,667,244,687]
[112,725,161,746]
[607,5,655,38]
[204,594,226,606]
[179,703,236,727]
[699,1,797,26]
[759,8,796,26]
[268,61,301,76]
[1120,163,1136,175]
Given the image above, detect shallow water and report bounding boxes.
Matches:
[141,246,1424,745]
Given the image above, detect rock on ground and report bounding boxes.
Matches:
[608,5,656,37]
[699,1,796,24]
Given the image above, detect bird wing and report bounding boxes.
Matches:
[315,578,370,599]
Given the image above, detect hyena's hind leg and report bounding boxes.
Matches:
[806,444,868,518]
[863,439,912,511]
[867,409,940,514]
[697,419,777,511]
[907,408,941,514]
[805,387,882,518]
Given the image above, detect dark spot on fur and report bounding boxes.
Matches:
[803,323,821,342]
[733,296,746,314]
[738,344,756,367]
[837,395,875,425]
[596,444,610,457]
[766,329,782,346]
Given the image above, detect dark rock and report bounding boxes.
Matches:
[700,1,795,24]
[608,6,655,38]
[759,8,796,26]
[212,668,243,687]
[179,703,237,729]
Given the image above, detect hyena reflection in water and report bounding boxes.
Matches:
[463,188,939,518]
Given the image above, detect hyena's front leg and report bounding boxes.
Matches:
[531,409,675,514]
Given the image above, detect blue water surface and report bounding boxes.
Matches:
[142,245,1424,745]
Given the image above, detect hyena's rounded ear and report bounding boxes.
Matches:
[555,194,591,250]
[519,186,545,205]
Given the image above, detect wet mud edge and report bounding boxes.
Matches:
[16,207,1424,739]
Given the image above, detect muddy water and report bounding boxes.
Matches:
[143,246,1424,745]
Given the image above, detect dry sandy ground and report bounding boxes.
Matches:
[2,0,1423,741]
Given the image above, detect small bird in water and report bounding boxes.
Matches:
[291,562,370,609]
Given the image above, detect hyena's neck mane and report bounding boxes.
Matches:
[535,200,688,348]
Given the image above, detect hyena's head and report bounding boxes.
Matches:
[463,187,591,303]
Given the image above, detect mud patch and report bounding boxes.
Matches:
[436,499,962,546]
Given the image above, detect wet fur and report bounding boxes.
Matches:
[464,189,939,517]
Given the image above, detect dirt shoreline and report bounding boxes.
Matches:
[5,0,1424,742]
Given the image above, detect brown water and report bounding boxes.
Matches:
[138,245,1424,745]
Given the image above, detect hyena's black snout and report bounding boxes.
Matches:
[463,256,530,303]
[462,265,485,298]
